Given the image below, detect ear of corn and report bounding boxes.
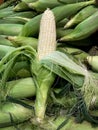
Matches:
[0,6,15,18]
[0,24,23,36]
[9,11,37,18]
[64,5,98,29]
[7,77,36,98]
[7,36,38,49]
[60,10,98,41]
[0,16,30,24]
[0,101,34,128]
[33,8,56,123]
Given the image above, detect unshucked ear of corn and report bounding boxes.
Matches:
[64,5,98,29]
[0,101,34,128]
[60,10,98,41]
[33,8,56,123]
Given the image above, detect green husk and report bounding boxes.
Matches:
[0,24,23,36]
[0,36,13,46]
[60,10,98,41]
[0,121,34,130]
[9,11,37,18]
[32,63,56,122]
[7,77,36,99]
[41,51,98,109]
[0,45,15,59]
[57,28,73,38]
[0,101,34,128]
[57,45,89,61]
[7,36,38,49]
[0,46,36,101]
[28,0,63,12]
[64,5,98,29]
[8,61,31,79]
[0,0,15,10]
[0,6,15,18]
[0,16,30,24]
[31,115,98,130]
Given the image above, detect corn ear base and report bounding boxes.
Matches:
[87,56,98,72]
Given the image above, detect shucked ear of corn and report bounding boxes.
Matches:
[32,8,56,123]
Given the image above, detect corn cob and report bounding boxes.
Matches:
[0,24,23,36]
[20,0,95,37]
[64,5,98,29]
[60,10,98,41]
[34,8,56,122]
[87,56,98,72]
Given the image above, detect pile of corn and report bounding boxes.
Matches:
[0,0,98,130]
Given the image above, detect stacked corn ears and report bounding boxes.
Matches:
[0,0,98,130]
